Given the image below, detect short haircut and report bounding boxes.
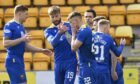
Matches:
[48,6,60,15]
[98,19,110,27]
[14,5,28,14]
[85,9,96,17]
[92,16,106,22]
[67,11,82,21]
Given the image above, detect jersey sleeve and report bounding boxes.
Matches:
[76,28,88,43]
[110,37,124,57]
[3,24,12,39]
[44,28,63,46]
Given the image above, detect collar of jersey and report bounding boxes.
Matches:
[11,19,21,25]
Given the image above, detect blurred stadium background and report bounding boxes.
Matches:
[0,0,140,84]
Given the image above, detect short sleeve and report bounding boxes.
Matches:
[3,24,12,39]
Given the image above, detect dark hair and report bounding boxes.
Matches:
[86,9,96,17]
[14,5,28,14]
[68,11,82,21]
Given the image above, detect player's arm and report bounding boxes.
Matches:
[110,38,126,57]
[71,28,87,51]
[25,43,52,56]
[71,35,83,51]
[3,31,31,47]
[44,24,67,46]
[110,51,118,81]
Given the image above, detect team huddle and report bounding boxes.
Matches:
[3,5,126,84]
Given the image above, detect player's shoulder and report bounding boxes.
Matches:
[4,20,17,30]
[5,20,15,27]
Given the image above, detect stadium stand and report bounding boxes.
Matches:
[74,6,90,15]
[120,0,135,4]
[109,5,126,25]
[109,27,115,38]
[33,53,50,70]
[67,0,83,5]
[85,0,100,5]
[51,0,65,5]
[33,0,48,6]
[24,52,32,71]
[0,52,6,71]
[127,4,140,25]
[45,39,53,50]
[60,6,73,16]
[39,17,51,27]
[115,26,133,45]
[102,0,118,4]
[93,6,109,17]
[16,0,31,6]
[0,0,14,6]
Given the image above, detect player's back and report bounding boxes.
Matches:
[44,22,76,63]
[92,32,114,72]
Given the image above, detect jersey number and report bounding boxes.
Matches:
[92,44,105,62]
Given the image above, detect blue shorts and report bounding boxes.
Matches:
[79,63,96,84]
[54,60,77,84]
[5,57,27,84]
[111,71,124,84]
[96,72,111,84]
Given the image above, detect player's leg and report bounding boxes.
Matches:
[5,58,27,84]
[96,73,111,84]
[114,71,124,84]
[64,61,77,84]
[79,67,96,84]
[54,63,65,84]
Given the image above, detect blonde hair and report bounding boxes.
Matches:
[98,19,110,26]
[48,6,60,15]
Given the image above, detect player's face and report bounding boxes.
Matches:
[93,21,98,31]
[69,17,81,30]
[49,13,61,26]
[19,11,28,23]
[84,12,94,25]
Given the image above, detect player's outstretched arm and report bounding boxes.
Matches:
[111,38,126,57]
[110,51,118,81]
[3,33,31,47]
[25,43,52,56]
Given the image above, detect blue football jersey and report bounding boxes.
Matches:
[3,20,26,66]
[92,32,123,73]
[44,22,76,63]
[76,25,95,65]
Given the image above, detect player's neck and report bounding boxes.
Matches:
[14,17,22,24]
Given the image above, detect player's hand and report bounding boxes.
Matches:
[58,22,68,34]
[120,38,126,45]
[42,49,53,56]
[111,71,118,81]
[22,33,32,42]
